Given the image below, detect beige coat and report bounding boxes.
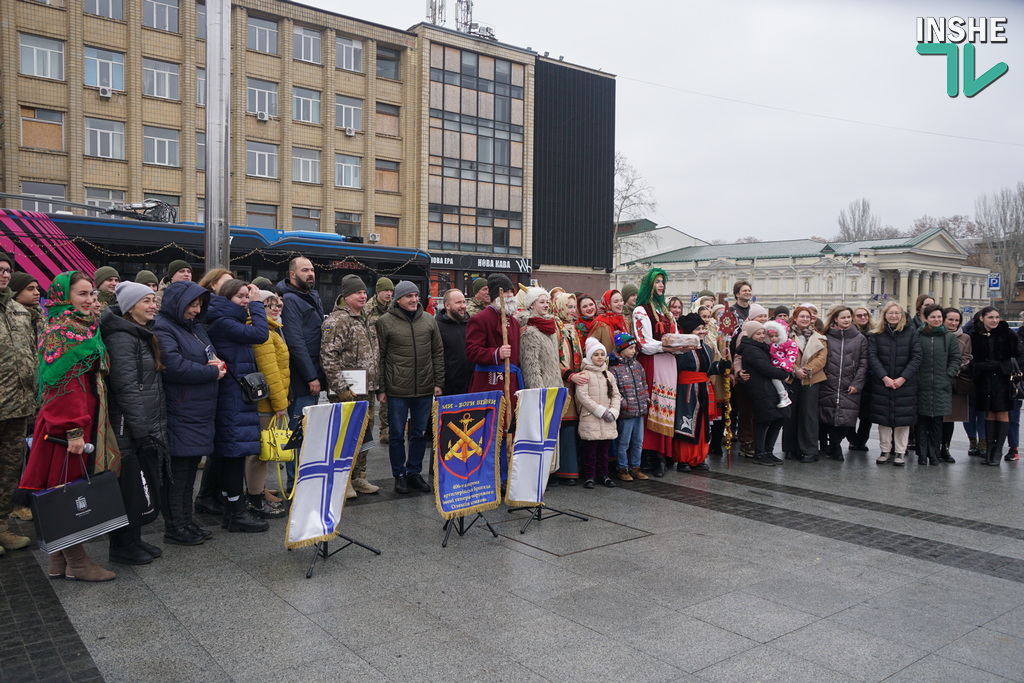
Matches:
[575,359,621,441]
[792,329,828,386]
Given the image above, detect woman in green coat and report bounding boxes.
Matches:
[916,304,962,466]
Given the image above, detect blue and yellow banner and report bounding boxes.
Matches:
[432,391,504,520]
[505,387,568,507]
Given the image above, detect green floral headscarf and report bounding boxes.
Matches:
[37,271,106,399]
[637,268,669,317]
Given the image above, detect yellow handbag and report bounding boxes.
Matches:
[259,416,295,462]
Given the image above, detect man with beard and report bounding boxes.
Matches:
[466,277,491,317]
[278,257,326,488]
[436,289,472,396]
[731,280,754,325]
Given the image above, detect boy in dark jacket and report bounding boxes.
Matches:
[609,332,650,481]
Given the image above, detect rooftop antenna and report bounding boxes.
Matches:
[427,0,445,25]
[455,0,497,40]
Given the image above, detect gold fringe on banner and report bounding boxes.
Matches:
[432,395,504,522]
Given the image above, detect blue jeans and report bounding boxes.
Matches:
[387,395,433,477]
[963,396,987,441]
[616,416,644,469]
[284,393,320,488]
[1009,400,1022,449]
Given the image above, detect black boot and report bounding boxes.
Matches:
[983,420,1000,466]
[108,528,153,565]
[221,497,270,533]
[654,456,667,478]
[195,456,225,515]
[939,444,955,463]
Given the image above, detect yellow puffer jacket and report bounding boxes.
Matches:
[254,317,290,413]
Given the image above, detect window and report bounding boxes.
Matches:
[143,59,179,99]
[375,215,399,241]
[85,118,125,159]
[494,95,511,123]
[335,211,360,237]
[292,87,320,123]
[293,26,320,64]
[246,78,277,116]
[197,197,205,223]
[20,107,63,151]
[335,95,362,130]
[85,188,125,210]
[85,0,123,20]
[144,0,179,32]
[477,138,509,166]
[335,154,361,188]
[85,47,124,90]
[247,16,277,54]
[336,36,363,72]
[375,159,399,192]
[376,102,399,136]
[292,207,320,231]
[292,148,320,183]
[143,126,179,166]
[196,3,206,39]
[495,59,511,83]
[196,131,205,170]
[376,47,400,79]
[196,68,206,105]
[20,34,64,81]
[246,141,277,178]
[21,182,65,213]
[246,203,276,229]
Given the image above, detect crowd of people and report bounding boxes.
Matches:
[1,253,1023,582]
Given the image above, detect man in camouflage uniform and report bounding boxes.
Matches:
[366,277,393,444]
[93,266,120,312]
[0,253,35,553]
[466,277,490,318]
[322,275,380,494]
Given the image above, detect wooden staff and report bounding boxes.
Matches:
[498,288,513,459]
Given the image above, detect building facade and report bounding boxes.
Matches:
[625,229,992,317]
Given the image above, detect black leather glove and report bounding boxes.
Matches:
[719,360,732,371]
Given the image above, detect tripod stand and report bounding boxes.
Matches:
[306,533,381,578]
[507,504,588,534]
[441,512,498,548]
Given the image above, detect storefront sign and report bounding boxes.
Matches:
[429,253,532,273]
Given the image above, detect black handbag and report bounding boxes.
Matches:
[227,367,270,404]
[952,371,974,395]
[1011,359,1024,401]
[30,454,129,553]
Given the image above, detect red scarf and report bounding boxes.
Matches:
[594,313,628,336]
[527,316,557,335]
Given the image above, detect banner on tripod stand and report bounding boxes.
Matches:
[432,391,503,520]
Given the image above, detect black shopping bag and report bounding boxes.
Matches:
[31,470,129,553]
[118,452,160,527]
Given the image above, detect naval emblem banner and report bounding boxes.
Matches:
[285,401,368,549]
[505,387,567,507]
[432,391,503,520]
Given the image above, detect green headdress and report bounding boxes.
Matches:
[637,267,669,316]
[37,271,106,399]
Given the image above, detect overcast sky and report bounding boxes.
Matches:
[316,0,1022,242]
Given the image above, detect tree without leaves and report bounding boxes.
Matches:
[974,181,1024,304]
[909,214,980,239]
[613,153,660,268]
[835,198,881,241]
[736,236,761,243]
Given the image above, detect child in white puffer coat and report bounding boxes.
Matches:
[576,337,621,489]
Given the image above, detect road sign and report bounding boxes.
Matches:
[690,292,699,303]
[988,273,1001,289]
[963,306,973,314]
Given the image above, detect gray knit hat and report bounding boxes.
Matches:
[393,280,418,301]
[341,274,366,298]
[115,281,154,314]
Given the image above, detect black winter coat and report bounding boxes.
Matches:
[276,279,326,395]
[100,306,168,461]
[818,327,867,427]
[970,321,1024,412]
[154,282,221,458]
[206,295,269,459]
[436,310,471,396]
[867,325,922,427]
[739,336,792,424]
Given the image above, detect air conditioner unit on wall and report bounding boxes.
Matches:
[344,126,356,137]
[368,232,381,243]
[256,110,270,121]
[98,86,113,98]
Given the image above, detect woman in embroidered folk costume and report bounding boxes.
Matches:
[21,271,118,582]
[632,268,683,477]
[589,289,630,355]
[516,287,565,473]
[551,292,585,484]
[671,313,730,471]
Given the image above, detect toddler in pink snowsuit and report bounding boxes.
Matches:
[764,320,797,408]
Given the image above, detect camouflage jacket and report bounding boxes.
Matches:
[365,295,390,328]
[321,297,379,396]
[97,289,115,312]
[467,297,488,318]
[0,289,38,419]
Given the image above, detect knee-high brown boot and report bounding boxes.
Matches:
[62,543,116,582]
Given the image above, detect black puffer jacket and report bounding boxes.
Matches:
[970,321,1024,413]
[739,336,791,424]
[100,305,168,460]
[818,327,867,427]
[436,310,471,396]
[276,278,326,395]
[867,324,922,427]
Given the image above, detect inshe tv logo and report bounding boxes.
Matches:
[916,17,1009,97]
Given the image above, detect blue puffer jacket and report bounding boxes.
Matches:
[153,282,221,458]
[206,295,269,458]
[276,279,325,395]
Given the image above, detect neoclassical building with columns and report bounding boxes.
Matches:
[624,228,991,317]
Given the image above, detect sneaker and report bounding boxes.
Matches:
[351,477,380,494]
[407,472,432,493]
[776,395,792,408]
[740,442,755,457]
[752,453,776,466]
[583,479,595,489]
[10,506,33,522]
[768,453,784,464]
[876,452,893,464]
[628,467,649,481]
[600,477,617,488]
[616,468,633,482]
[0,526,31,550]
[893,453,906,466]
[1006,447,1019,462]
[394,475,410,494]
[346,482,357,499]
[164,526,205,546]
